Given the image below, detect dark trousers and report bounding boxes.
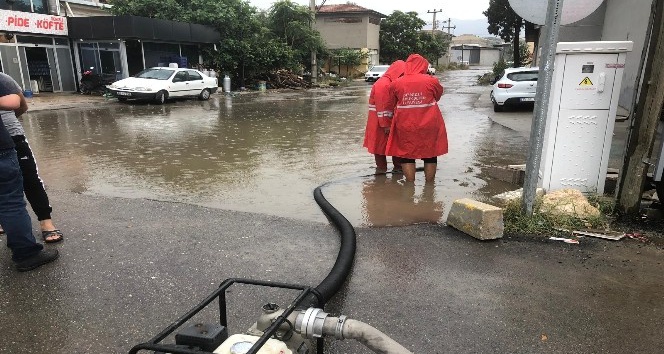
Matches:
[13,135,52,221]
[0,148,43,261]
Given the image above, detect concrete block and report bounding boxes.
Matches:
[447,198,504,240]
[486,166,525,185]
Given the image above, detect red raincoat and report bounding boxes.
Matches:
[363,61,406,155]
[386,54,448,159]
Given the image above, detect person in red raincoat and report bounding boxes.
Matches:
[386,54,448,182]
[363,60,406,173]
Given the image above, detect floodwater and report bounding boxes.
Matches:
[22,69,528,226]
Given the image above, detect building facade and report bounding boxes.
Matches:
[315,4,384,76]
[0,0,219,93]
[544,0,652,110]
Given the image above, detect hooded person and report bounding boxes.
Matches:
[386,54,448,182]
[363,60,406,173]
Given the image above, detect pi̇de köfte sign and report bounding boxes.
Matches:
[0,10,68,36]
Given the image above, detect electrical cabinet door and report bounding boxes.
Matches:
[559,54,619,110]
[546,109,610,191]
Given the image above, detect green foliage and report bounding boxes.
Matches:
[502,40,532,67]
[418,32,450,65]
[108,0,325,84]
[330,48,368,77]
[493,58,509,77]
[267,0,325,69]
[379,11,427,63]
[503,197,611,235]
[446,62,469,70]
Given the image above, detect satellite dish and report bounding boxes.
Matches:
[508,0,603,25]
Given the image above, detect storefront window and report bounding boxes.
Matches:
[16,35,53,45]
[32,0,47,14]
[0,0,47,13]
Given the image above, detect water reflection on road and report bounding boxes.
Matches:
[22,69,528,226]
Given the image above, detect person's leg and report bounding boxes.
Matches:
[392,156,402,172]
[13,137,62,242]
[0,148,43,261]
[423,157,438,183]
[374,154,388,172]
[400,158,416,182]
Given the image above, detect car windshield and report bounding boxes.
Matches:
[135,69,175,80]
[370,66,389,72]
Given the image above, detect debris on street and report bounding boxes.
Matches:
[549,237,580,244]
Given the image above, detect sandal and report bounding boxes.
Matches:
[42,229,64,243]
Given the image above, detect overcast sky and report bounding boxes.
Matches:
[246,0,492,35]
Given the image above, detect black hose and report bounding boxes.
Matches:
[311,185,357,305]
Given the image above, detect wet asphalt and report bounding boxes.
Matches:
[0,69,662,353]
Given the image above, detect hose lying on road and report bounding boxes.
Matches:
[311,185,357,305]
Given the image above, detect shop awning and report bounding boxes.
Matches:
[68,15,220,43]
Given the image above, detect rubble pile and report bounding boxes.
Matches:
[255,70,312,89]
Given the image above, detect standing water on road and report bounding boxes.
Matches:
[22,69,528,226]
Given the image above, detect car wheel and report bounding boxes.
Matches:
[493,102,504,112]
[117,97,128,102]
[198,88,211,100]
[155,90,167,105]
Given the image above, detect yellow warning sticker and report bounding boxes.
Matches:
[579,77,593,86]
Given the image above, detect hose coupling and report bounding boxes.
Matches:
[295,308,328,339]
[334,315,347,340]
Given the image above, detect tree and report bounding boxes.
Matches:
[502,39,532,67]
[379,11,427,63]
[418,32,450,66]
[483,0,523,67]
[108,0,317,85]
[329,48,368,77]
[267,0,326,71]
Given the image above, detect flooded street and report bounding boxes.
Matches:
[22,68,527,225]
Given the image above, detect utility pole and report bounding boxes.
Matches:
[310,0,317,84]
[428,9,443,35]
[442,18,456,35]
[521,0,564,215]
[617,0,664,215]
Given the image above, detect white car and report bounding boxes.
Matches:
[427,64,436,75]
[490,67,539,112]
[364,65,389,82]
[107,67,219,104]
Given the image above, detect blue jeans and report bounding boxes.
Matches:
[0,148,42,261]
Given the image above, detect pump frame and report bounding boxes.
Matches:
[128,278,324,354]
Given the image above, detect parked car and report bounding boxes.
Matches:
[490,67,539,112]
[364,65,390,82]
[107,67,218,104]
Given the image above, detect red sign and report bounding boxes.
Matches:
[0,10,68,36]
[606,63,625,69]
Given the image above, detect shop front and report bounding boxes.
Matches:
[0,8,76,92]
[68,15,220,84]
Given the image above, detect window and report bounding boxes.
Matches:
[186,70,202,81]
[135,68,175,80]
[507,71,538,82]
[172,71,188,82]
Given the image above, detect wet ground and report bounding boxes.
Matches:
[1,69,662,354]
[21,68,526,226]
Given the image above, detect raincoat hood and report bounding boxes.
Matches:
[405,54,429,75]
[382,60,406,81]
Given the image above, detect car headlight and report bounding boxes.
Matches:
[108,84,117,89]
[133,87,152,91]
